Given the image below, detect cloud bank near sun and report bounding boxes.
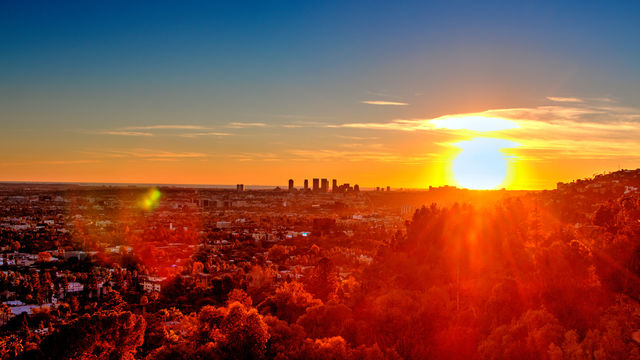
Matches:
[333,98,640,161]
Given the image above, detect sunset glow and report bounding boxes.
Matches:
[2,2,640,359]
[430,116,519,132]
[0,2,638,190]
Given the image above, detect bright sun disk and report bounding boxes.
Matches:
[452,138,519,190]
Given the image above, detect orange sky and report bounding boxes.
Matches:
[2,96,640,190]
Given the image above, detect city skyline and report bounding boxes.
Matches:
[2,1,640,189]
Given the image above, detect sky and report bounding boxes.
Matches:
[1,0,640,189]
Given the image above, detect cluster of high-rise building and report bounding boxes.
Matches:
[288,178,360,193]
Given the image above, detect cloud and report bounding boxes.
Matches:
[40,160,101,165]
[546,96,583,103]
[339,143,385,149]
[512,139,640,160]
[267,114,333,120]
[333,98,640,161]
[96,131,154,136]
[431,116,519,131]
[179,132,232,138]
[94,125,235,137]
[104,149,207,159]
[227,122,267,128]
[230,152,281,162]
[335,135,379,140]
[0,159,102,166]
[331,115,518,132]
[281,121,329,128]
[122,125,208,130]
[361,100,409,106]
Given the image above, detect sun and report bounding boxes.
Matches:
[452,138,519,190]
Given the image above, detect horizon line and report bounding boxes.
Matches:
[0,179,544,191]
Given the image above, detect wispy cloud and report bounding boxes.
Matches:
[92,124,235,138]
[339,143,385,149]
[95,131,154,137]
[0,159,102,166]
[230,152,281,162]
[179,132,232,138]
[361,100,409,106]
[227,122,267,128]
[282,121,329,128]
[335,135,379,140]
[40,160,101,165]
[102,149,207,160]
[122,125,208,130]
[267,114,333,120]
[546,96,583,103]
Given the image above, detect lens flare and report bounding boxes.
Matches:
[140,187,162,210]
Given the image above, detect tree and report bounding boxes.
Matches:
[218,302,271,358]
[37,311,146,360]
[297,301,353,339]
[479,309,565,360]
[227,289,252,307]
[594,202,617,229]
[100,288,126,312]
[0,335,23,360]
[0,304,12,325]
[307,258,339,302]
[147,302,270,360]
[261,282,322,323]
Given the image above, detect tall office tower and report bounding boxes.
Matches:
[304,179,309,190]
[387,186,391,192]
[354,184,360,192]
[321,178,329,192]
[237,184,245,192]
[288,179,294,191]
[332,179,337,192]
[312,178,320,192]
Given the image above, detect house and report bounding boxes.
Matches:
[141,276,166,293]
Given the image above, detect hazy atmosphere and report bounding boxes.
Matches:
[2,1,640,189]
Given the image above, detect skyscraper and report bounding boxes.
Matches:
[332,179,337,192]
[288,179,294,191]
[312,178,319,192]
[304,179,309,191]
[321,178,329,192]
